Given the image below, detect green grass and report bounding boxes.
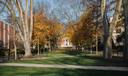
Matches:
[10,50,127,67]
[0,66,128,76]
[2,50,128,76]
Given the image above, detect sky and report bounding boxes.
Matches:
[0,0,115,24]
[35,0,85,25]
[35,0,115,25]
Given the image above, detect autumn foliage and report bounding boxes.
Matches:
[65,6,103,50]
[33,12,64,50]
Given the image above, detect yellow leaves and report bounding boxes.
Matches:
[32,12,64,46]
[65,23,76,38]
[33,13,49,45]
[65,6,103,46]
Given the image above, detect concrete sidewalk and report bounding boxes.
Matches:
[0,63,128,71]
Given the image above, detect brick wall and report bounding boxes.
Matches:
[0,20,15,49]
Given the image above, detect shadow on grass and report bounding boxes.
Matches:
[61,50,128,67]
[31,69,128,76]
[10,49,128,67]
[0,66,128,76]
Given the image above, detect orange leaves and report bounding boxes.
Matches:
[32,12,64,46]
[33,13,49,45]
[65,6,103,46]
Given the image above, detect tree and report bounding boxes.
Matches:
[0,0,6,14]
[101,0,122,59]
[33,10,64,52]
[42,0,87,25]
[33,12,49,55]
[1,0,34,57]
[47,20,64,51]
[68,6,95,51]
[79,0,103,54]
[122,0,128,60]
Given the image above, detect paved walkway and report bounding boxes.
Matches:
[0,63,128,71]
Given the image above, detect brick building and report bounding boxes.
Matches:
[0,20,15,49]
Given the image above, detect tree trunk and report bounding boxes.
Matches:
[123,0,128,60]
[103,12,110,59]
[103,18,113,59]
[106,32,113,59]
[37,38,40,55]
[102,0,122,59]
[3,0,34,57]
[14,40,17,60]
[90,44,93,54]
[24,40,32,57]
[101,0,111,59]
[95,32,98,55]
[104,17,113,59]
[107,0,122,59]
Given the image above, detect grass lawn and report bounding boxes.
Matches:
[0,66,128,76]
[10,50,128,67]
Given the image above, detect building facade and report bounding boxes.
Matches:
[58,37,73,48]
[0,20,15,49]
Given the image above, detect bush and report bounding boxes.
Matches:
[0,50,5,56]
[17,49,25,55]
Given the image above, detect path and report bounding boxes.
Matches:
[0,63,128,71]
